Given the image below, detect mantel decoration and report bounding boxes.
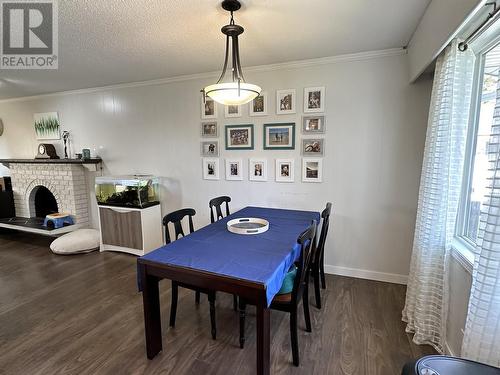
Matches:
[34,112,60,140]
[62,131,70,159]
[201,0,261,105]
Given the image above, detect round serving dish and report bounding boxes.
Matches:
[227,217,269,235]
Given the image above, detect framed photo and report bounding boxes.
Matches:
[249,92,268,116]
[263,123,295,150]
[302,115,326,134]
[249,158,268,182]
[202,158,220,180]
[225,104,242,118]
[225,124,254,150]
[302,138,324,156]
[276,89,296,115]
[302,158,323,183]
[201,97,217,119]
[225,159,243,181]
[304,86,325,113]
[201,122,218,138]
[275,159,294,182]
[201,141,219,157]
[34,112,60,140]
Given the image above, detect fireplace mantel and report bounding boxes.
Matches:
[0,158,102,171]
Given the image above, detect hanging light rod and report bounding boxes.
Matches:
[201,0,261,106]
[459,2,500,51]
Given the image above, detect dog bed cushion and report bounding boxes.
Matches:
[50,229,100,255]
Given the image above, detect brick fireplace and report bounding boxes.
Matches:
[9,163,90,225]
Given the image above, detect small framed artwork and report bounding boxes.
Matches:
[34,112,61,140]
[225,159,244,181]
[304,86,325,113]
[302,138,324,156]
[249,158,268,182]
[225,104,242,118]
[225,124,254,150]
[201,97,217,119]
[202,158,220,180]
[276,89,296,115]
[264,123,295,150]
[302,115,326,134]
[249,92,268,116]
[275,159,295,182]
[201,122,218,137]
[201,141,219,157]
[302,158,323,183]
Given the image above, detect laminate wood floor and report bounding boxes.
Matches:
[0,231,434,375]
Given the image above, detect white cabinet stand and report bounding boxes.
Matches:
[98,204,162,256]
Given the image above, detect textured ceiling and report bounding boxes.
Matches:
[0,0,431,100]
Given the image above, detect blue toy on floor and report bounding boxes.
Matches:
[43,213,74,230]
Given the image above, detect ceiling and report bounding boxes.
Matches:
[0,0,431,100]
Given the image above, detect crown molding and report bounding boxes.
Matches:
[0,48,406,104]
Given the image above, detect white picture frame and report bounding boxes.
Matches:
[302,115,326,134]
[302,158,323,183]
[249,158,268,182]
[249,92,268,116]
[201,122,218,138]
[201,97,217,119]
[225,104,242,118]
[34,112,61,140]
[225,159,244,181]
[201,141,219,157]
[276,89,296,115]
[304,86,325,113]
[202,158,220,180]
[301,138,324,156]
[275,159,295,182]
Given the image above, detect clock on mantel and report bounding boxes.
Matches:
[35,143,59,159]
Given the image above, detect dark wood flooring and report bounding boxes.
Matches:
[0,231,434,375]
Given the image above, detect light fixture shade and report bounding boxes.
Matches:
[204,82,261,105]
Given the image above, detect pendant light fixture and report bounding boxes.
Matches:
[201,0,261,106]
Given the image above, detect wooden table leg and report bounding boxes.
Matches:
[139,263,162,359]
[256,302,270,375]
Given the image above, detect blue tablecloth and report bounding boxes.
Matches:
[138,206,320,306]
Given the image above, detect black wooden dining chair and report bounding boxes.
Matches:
[163,208,217,339]
[311,202,332,309]
[208,195,238,311]
[209,196,231,223]
[238,220,317,367]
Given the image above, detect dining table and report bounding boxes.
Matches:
[137,206,320,375]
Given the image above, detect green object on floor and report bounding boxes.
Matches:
[277,265,297,295]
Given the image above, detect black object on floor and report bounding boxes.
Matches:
[0,191,15,218]
[402,355,500,375]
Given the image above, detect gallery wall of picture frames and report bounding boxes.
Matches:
[200,86,326,183]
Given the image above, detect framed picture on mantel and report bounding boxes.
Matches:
[34,112,61,140]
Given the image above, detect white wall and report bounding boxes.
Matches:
[447,253,472,356]
[0,51,432,283]
[408,0,484,81]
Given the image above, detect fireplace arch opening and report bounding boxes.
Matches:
[29,186,58,218]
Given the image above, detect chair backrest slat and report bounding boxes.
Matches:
[162,208,196,244]
[209,196,231,223]
[292,220,317,303]
[314,202,332,266]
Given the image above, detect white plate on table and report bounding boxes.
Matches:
[227,218,269,235]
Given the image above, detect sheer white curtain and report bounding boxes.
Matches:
[402,39,475,352]
[461,70,500,367]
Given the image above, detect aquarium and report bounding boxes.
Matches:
[95,175,160,208]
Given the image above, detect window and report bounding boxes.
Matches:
[458,41,500,247]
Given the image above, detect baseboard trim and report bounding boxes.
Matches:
[324,265,408,285]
